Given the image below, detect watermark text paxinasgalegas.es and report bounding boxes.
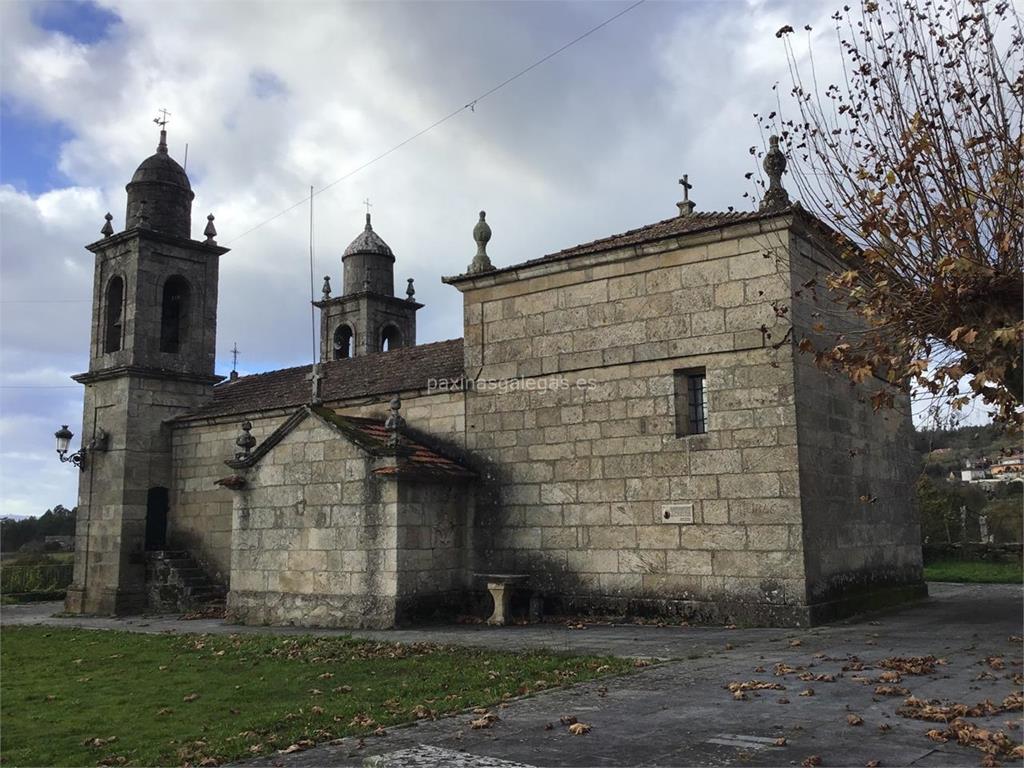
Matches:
[427,376,598,394]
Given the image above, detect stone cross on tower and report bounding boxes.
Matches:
[677,174,695,217]
[363,198,372,216]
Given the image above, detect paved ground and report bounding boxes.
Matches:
[3,583,1022,767]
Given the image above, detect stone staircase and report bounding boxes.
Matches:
[145,550,227,614]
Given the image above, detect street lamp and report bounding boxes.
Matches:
[54,425,108,471]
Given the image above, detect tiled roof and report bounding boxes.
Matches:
[445,208,794,282]
[177,338,464,421]
[345,418,475,479]
[223,406,474,480]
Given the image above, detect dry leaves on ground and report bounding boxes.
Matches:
[898,693,1023,722]
[182,693,200,702]
[83,737,118,749]
[775,662,804,676]
[877,656,944,676]
[568,722,592,735]
[799,672,836,683]
[847,714,864,726]
[937,718,1020,758]
[801,755,823,767]
[727,680,786,693]
[875,685,910,696]
[471,712,500,729]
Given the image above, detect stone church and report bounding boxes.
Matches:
[63,125,924,628]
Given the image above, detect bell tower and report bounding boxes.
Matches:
[315,211,421,360]
[65,120,229,615]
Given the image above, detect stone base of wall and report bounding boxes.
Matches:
[395,591,469,625]
[807,581,928,625]
[539,592,812,627]
[64,584,146,616]
[227,590,398,629]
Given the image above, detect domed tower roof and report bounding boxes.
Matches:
[125,128,195,239]
[341,213,396,296]
[343,213,394,259]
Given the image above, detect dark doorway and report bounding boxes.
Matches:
[145,487,169,550]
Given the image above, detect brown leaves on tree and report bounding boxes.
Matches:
[762,0,1024,427]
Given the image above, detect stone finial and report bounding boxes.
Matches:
[101,212,114,238]
[235,421,256,459]
[204,213,217,244]
[384,393,405,446]
[322,275,332,300]
[677,174,695,217]
[467,211,494,274]
[759,135,791,211]
[406,278,415,301]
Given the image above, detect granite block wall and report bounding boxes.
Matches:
[456,220,811,624]
[787,227,924,620]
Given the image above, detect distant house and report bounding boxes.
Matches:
[961,466,989,483]
[990,454,1024,479]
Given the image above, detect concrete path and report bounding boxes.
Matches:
[3,583,1022,767]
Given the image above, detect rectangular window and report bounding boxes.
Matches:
[674,368,708,436]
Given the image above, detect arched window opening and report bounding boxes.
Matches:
[160,276,190,353]
[381,325,400,352]
[103,276,124,353]
[333,325,354,359]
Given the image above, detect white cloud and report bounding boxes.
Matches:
[1,0,852,514]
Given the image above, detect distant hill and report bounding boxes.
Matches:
[914,424,1021,479]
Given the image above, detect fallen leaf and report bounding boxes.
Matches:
[801,756,822,767]
[790,639,803,647]
[800,688,815,697]
[543,723,553,731]
[156,708,173,716]
[926,729,948,743]
[183,693,200,702]
[559,715,578,726]
[568,722,591,735]
[848,714,864,726]
[866,761,880,767]
[774,737,788,746]
[878,723,891,732]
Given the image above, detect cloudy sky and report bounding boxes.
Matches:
[0,0,889,517]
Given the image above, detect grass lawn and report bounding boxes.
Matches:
[0,627,633,767]
[924,559,1023,584]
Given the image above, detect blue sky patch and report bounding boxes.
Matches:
[0,102,74,194]
[249,69,289,100]
[31,0,120,45]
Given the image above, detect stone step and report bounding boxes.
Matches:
[146,548,227,612]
